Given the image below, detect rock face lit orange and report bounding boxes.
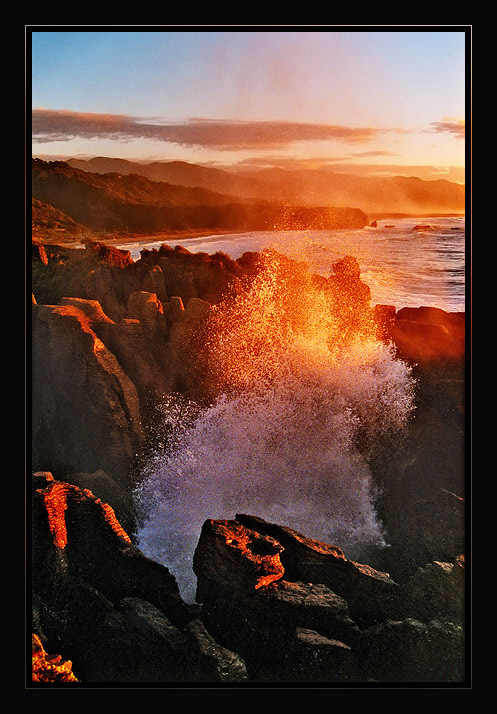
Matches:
[35,472,131,550]
[32,634,78,682]
[193,519,285,594]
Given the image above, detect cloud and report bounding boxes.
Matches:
[429,118,465,139]
[350,150,399,158]
[32,109,134,141]
[32,108,385,150]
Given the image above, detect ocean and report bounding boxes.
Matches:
[131,215,466,603]
[118,215,466,313]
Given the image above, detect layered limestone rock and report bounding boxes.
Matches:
[192,519,361,681]
[30,469,466,683]
[32,240,466,369]
[61,468,137,537]
[127,291,169,344]
[29,240,467,684]
[31,301,144,484]
[193,518,286,597]
[235,514,402,627]
[162,296,213,394]
[140,243,244,306]
[31,285,216,492]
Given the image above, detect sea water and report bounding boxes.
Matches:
[132,232,449,603]
[119,215,466,313]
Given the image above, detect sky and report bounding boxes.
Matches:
[29,27,468,183]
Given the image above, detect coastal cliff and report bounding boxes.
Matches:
[31,158,369,236]
[29,238,467,685]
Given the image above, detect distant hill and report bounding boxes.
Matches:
[66,156,465,216]
[31,197,88,238]
[31,159,369,236]
[67,156,269,200]
[245,167,466,216]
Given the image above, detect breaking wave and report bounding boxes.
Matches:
[134,251,416,602]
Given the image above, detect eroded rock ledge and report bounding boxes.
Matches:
[31,472,466,684]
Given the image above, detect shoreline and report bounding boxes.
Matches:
[35,212,465,250]
[35,219,465,314]
[104,228,249,248]
[35,227,249,249]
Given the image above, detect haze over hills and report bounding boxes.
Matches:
[66,156,465,217]
[66,156,268,202]
[31,156,465,242]
[31,158,369,238]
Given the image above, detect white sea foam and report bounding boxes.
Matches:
[134,251,417,602]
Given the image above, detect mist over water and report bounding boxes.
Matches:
[134,251,417,603]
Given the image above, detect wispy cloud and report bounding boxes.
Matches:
[429,118,465,139]
[350,150,399,158]
[232,151,397,170]
[32,109,388,150]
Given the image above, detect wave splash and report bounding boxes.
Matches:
[134,251,416,603]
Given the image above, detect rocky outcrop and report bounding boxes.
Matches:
[29,240,467,685]
[191,514,466,683]
[30,241,466,505]
[32,633,79,683]
[234,514,402,627]
[405,555,466,624]
[31,301,144,485]
[30,469,466,684]
[389,305,465,362]
[30,244,466,557]
[367,350,465,583]
[32,240,466,379]
[193,519,286,597]
[372,302,466,364]
[182,618,248,682]
[61,468,137,537]
[161,296,213,394]
[323,255,373,332]
[31,471,247,684]
[358,617,464,682]
[138,243,245,306]
[30,244,230,495]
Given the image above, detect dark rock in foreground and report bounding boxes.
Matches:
[31,471,248,683]
[30,473,466,684]
[192,514,466,683]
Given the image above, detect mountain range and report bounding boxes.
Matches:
[31,156,465,240]
[66,156,465,216]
